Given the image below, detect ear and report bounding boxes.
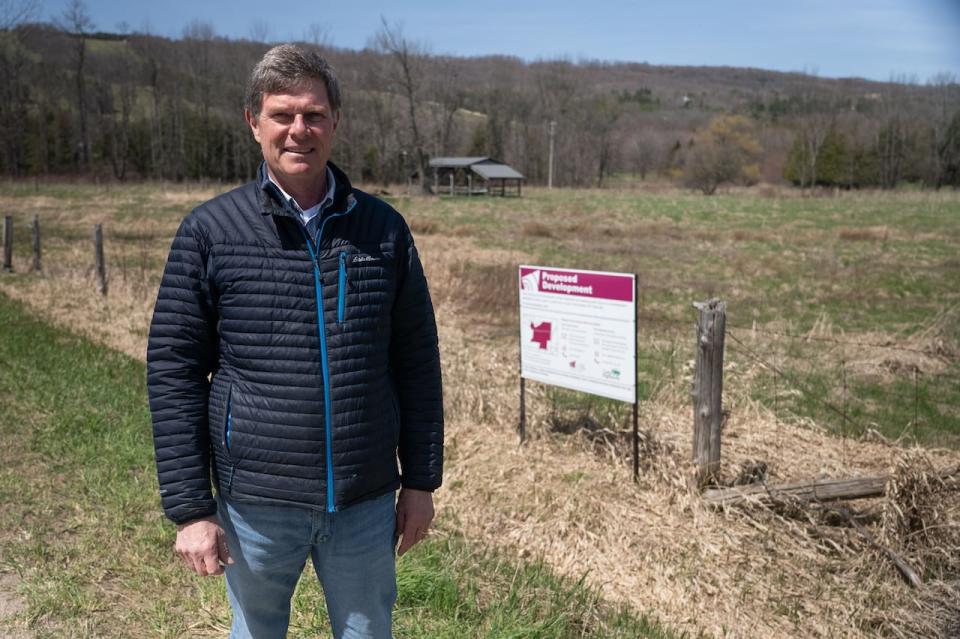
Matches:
[332,110,341,132]
[245,108,261,143]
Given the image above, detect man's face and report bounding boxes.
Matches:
[245,78,339,191]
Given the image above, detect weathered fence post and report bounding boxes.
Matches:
[31,215,41,272]
[2,215,12,272]
[467,174,473,197]
[449,173,454,196]
[94,224,107,295]
[692,298,726,487]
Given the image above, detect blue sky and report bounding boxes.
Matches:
[65,0,960,82]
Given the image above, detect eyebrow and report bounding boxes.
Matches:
[265,103,329,113]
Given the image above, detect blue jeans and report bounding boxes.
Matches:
[217,492,397,639]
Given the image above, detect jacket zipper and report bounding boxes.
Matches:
[338,251,347,323]
[297,197,357,513]
[224,385,233,453]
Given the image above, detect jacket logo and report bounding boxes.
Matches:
[353,254,380,263]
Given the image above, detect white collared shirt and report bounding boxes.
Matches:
[268,166,337,225]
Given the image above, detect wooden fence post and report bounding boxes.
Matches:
[692,298,726,487]
[32,215,41,272]
[94,224,107,295]
[2,215,12,272]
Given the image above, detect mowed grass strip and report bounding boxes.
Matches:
[0,293,673,639]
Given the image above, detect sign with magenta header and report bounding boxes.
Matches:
[519,265,636,403]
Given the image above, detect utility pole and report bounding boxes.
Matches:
[547,120,556,189]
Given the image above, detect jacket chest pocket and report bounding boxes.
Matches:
[324,243,396,324]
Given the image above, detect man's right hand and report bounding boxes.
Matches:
[175,516,233,576]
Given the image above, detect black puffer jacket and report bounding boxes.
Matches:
[147,163,443,525]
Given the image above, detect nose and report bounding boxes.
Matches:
[290,114,309,136]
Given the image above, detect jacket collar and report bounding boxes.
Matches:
[257,161,354,218]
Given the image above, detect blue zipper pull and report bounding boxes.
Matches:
[338,251,347,323]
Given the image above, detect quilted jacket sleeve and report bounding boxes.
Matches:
[147,215,219,525]
[390,221,444,491]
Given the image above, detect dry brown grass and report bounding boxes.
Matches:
[520,221,554,238]
[407,216,440,236]
[1,185,959,638]
[837,226,891,242]
[436,319,960,638]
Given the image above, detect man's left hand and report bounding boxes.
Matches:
[395,488,434,557]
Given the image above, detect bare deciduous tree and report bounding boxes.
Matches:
[588,96,623,187]
[372,19,431,193]
[927,73,959,188]
[183,20,216,178]
[0,0,39,29]
[874,80,911,189]
[428,56,467,157]
[0,0,38,174]
[303,23,330,49]
[792,111,836,189]
[58,0,94,168]
[248,19,271,44]
[97,44,139,180]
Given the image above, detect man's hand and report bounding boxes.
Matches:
[175,516,233,576]
[395,488,434,557]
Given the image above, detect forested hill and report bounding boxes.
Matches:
[2,22,959,188]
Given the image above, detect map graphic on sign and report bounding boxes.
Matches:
[530,321,552,349]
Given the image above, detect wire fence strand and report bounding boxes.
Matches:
[724,321,960,446]
[726,328,871,434]
[725,321,947,356]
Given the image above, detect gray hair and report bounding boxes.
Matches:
[245,44,342,116]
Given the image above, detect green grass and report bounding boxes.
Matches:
[409,188,960,330]
[0,292,673,638]
[742,344,960,447]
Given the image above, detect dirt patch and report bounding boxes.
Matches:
[0,574,28,639]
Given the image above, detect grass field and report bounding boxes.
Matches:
[0,180,958,638]
[0,292,672,638]
[393,186,960,445]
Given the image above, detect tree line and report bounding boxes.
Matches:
[1,2,959,191]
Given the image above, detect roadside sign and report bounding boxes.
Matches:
[519,265,636,403]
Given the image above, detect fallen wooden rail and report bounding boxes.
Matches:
[703,476,888,506]
[704,465,959,507]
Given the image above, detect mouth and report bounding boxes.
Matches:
[283,148,315,156]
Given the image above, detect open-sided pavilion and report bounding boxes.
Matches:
[429,157,525,197]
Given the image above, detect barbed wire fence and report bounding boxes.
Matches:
[724,319,960,446]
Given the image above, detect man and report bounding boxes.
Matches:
[147,44,443,639]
